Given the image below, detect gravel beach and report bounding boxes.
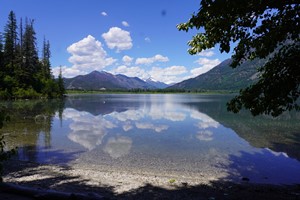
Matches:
[2,159,300,199]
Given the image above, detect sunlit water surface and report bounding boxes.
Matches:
[1,94,300,184]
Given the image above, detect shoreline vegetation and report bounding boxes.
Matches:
[0,11,65,101]
[65,89,237,95]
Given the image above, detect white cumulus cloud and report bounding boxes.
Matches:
[145,37,151,43]
[150,66,187,76]
[54,35,116,78]
[149,65,188,84]
[109,64,188,84]
[122,55,133,65]
[198,49,215,57]
[101,12,108,16]
[110,65,148,79]
[122,21,130,27]
[191,58,221,77]
[102,27,133,52]
[67,35,115,70]
[135,54,169,65]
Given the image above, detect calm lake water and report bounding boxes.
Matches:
[1,94,300,185]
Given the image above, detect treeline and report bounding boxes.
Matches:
[66,88,213,94]
[0,11,65,99]
[66,88,237,94]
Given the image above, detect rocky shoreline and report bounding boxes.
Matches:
[2,160,300,199]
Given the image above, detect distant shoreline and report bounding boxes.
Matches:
[0,89,237,100]
[66,89,237,95]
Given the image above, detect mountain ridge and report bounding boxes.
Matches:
[145,77,169,89]
[169,58,262,91]
[64,58,262,91]
[64,70,169,90]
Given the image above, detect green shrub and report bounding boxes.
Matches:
[0,89,12,99]
[13,88,41,99]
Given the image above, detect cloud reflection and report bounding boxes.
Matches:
[122,122,133,132]
[65,108,116,150]
[109,106,186,122]
[196,130,214,141]
[148,105,186,121]
[191,110,220,129]
[135,122,168,133]
[103,136,132,159]
[110,110,145,122]
[164,111,186,121]
[64,99,221,149]
[189,110,220,142]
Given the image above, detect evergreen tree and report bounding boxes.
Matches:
[19,18,23,54]
[0,11,60,99]
[2,11,18,96]
[41,37,51,79]
[0,34,4,90]
[3,11,18,77]
[57,66,65,97]
[0,34,3,67]
[22,18,40,90]
[14,18,24,88]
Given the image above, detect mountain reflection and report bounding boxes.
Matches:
[63,94,225,157]
[182,95,300,161]
[64,94,300,161]
[65,94,145,116]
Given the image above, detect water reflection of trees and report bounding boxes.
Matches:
[0,99,65,162]
[183,95,300,161]
[65,95,145,116]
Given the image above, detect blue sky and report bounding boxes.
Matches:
[1,0,231,84]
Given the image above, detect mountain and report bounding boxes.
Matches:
[169,58,264,91]
[145,77,169,89]
[64,71,156,90]
[64,58,263,91]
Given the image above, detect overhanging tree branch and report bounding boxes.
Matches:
[178,0,300,116]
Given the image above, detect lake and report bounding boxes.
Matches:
[1,94,300,185]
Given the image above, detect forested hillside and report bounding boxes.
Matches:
[0,11,64,99]
[169,59,263,91]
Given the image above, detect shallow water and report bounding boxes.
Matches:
[1,94,300,184]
